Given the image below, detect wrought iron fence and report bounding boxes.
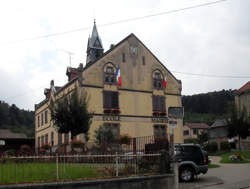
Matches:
[0,153,162,185]
[37,135,169,155]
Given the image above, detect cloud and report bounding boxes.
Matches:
[0,0,249,110]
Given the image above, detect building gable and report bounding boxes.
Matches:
[81,33,181,94]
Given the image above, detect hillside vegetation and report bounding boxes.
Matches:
[182,89,235,125]
[0,89,235,137]
[0,101,34,137]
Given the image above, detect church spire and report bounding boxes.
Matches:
[86,20,104,65]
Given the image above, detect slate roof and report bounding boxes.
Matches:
[185,123,210,129]
[0,129,27,139]
[211,119,228,128]
[87,21,103,50]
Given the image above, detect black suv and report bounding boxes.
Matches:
[174,144,208,182]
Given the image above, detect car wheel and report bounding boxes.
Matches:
[179,167,194,182]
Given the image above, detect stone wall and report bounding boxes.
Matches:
[0,175,175,189]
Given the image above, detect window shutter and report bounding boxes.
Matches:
[58,133,62,145]
[154,126,159,138]
[160,96,166,112]
[112,92,118,108]
[103,91,108,108]
[38,137,40,147]
[152,95,157,111]
[107,91,112,108]
[156,96,160,111]
[163,96,166,112]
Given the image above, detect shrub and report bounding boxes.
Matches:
[41,143,51,150]
[220,141,231,151]
[184,138,199,144]
[3,149,15,156]
[19,144,32,155]
[94,126,116,146]
[96,167,115,177]
[119,163,134,175]
[70,139,84,149]
[203,141,218,153]
[229,153,243,161]
[118,134,132,145]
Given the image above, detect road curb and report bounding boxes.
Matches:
[192,181,224,189]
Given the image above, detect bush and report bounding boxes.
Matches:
[96,167,115,177]
[229,153,243,161]
[3,149,15,156]
[70,140,84,149]
[41,143,51,150]
[19,144,32,155]
[220,141,231,151]
[118,134,132,145]
[203,141,218,153]
[184,138,199,144]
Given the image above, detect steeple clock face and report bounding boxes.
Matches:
[130,45,138,55]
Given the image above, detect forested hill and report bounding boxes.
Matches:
[0,101,34,137]
[182,89,235,125]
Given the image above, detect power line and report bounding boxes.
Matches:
[172,70,250,78]
[1,0,228,45]
[3,70,248,101]
[3,84,48,100]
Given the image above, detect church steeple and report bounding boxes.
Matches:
[86,20,104,65]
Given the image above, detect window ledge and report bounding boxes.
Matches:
[104,108,120,114]
[152,111,166,117]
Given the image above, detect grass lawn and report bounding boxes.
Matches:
[219,151,250,163]
[208,164,220,168]
[0,162,101,185]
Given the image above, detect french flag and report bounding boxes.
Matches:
[116,66,122,87]
[162,76,167,88]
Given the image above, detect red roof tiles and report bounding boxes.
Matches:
[238,81,250,93]
[185,123,210,129]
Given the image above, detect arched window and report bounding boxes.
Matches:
[104,63,116,85]
[153,70,163,90]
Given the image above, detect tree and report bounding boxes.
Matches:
[94,125,116,146]
[227,104,250,151]
[50,87,92,140]
[198,131,209,146]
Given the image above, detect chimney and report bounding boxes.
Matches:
[44,88,51,99]
[66,67,78,81]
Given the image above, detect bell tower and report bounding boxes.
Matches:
[86,20,104,65]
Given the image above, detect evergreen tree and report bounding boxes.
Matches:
[227,104,250,151]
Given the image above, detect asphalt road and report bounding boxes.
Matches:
[179,156,250,189]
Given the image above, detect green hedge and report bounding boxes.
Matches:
[220,141,231,151]
[203,141,218,153]
[184,138,199,144]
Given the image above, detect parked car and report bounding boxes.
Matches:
[120,152,144,162]
[174,144,208,182]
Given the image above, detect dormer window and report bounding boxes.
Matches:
[104,63,116,85]
[153,71,163,90]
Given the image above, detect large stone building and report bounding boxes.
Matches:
[183,123,209,140]
[35,22,183,150]
[234,81,250,150]
[235,81,250,116]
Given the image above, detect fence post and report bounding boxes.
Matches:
[56,154,59,180]
[115,152,119,176]
[159,150,171,174]
[173,162,179,189]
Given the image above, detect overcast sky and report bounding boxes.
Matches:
[0,0,249,110]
